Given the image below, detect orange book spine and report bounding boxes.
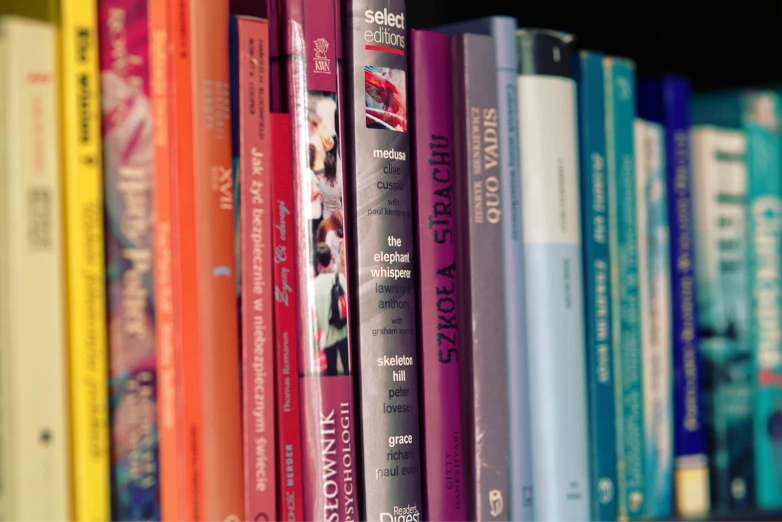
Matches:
[149,0,181,520]
[189,1,244,518]
[169,0,203,520]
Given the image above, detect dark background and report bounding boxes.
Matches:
[408,0,782,90]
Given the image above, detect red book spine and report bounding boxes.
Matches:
[235,16,276,521]
[271,111,305,520]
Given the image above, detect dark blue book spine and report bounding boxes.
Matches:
[576,50,618,522]
[638,76,710,518]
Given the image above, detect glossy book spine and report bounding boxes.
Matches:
[230,16,276,521]
[60,0,111,518]
[270,111,305,521]
[278,0,359,519]
[576,49,618,522]
[635,120,674,519]
[516,29,590,521]
[410,29,465,522]
[451,32,509,521]
[98,2,160,517]
[691,126,754,511]
[639,76,710,517]
[604,57,645,520]
[0,16,70,521]
[343,0,423,518]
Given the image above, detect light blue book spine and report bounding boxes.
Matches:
[635,120,674,519]
[434,17,533,520]
[604,57,646,520]
[576,50,618,522]
[693,91,782,509]
[517,29,590,521]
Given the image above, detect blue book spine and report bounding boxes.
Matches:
[517,28,590,521]
[575,50,618,522]
[435,17,533,520]
[635,120,674,519]
[604,58,645,520]
[640,76,710,518]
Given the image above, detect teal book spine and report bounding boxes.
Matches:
[635,120,674,519]
[604,57,646,520]
[691,125,755,512]
[576,50,618,522]
[693,91,782,510]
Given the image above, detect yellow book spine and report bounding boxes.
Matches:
[60,1,111,520]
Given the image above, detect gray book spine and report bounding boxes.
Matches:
[451,33,511,521]
[341,0,423,519]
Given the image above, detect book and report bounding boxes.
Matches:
[409,29,465,522]
[0,15,70,520]
[269,111,305,521]
[97,1,160,517]
[230,15,276,521]
[516,28,590,521]
[605,57,645,520]
[691,125,755,512]
[635,119,674,519]
[451,32,510,521]
[436,18,532,520]
[640,76,710,518]
[169,0,244,518]
[342,1,423,518]
[275,0,359,519]
[576,49,618,522]
[59,0,111,518]
[692,90,782,510]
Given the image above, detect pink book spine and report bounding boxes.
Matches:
[235,16,276,521]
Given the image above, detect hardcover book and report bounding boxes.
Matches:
[410,29,465,522]
[576,49,618,522]
[692,90,782,510]
[343,0,423,519]
[230,15,276,521]
[98,1,160,517]
[635,119,674,519]
[436,18,532,520]
[451,32,509,521]
[640,76,710,518]
[605,57,645,520]
[516,28,590,522]
[275,0,359,519]
[0,15,70,521]
[691,125,755,512]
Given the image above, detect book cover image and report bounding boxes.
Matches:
[98,1,160,519]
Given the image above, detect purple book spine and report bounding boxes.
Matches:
[410,29,465,522]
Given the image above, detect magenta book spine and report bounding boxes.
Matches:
[410,29,465,522]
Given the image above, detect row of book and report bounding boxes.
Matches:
[1,0,781,521]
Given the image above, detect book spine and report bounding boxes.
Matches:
[189,1,244,518]
[691,126,755,512]
[343,1,423,519]
[636,120,674,519]
[410,29,465,522]
[604,58,645,520]
[169,0,203,518]
[0,17,70,521]
[516,29,590,521]
[280,0,359,519]
[60,1,111,518]
[233,17,276,521]
[97,2,161,518]
[149,0,181,519]
[270,111,305,521]
[742,92,782,510]
[451,33,509,521]
[576,50,618,522]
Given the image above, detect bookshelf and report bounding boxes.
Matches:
[409,0,782,89]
